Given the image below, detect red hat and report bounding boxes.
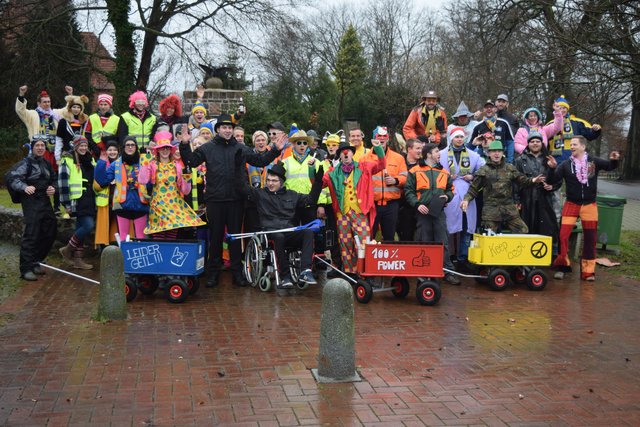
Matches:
[449,127,465,139]
[97,94,113,106]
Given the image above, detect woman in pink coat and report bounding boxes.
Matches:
[514,103,563,154]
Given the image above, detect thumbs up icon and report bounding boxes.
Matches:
[411,250,430,267]
[171,247,188,267]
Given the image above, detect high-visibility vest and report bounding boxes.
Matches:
[120,112,156,149]
[62,157,93,200]
[283,156,314,194]
[112,159,148,206]
[371,149,407,204]
[410,165,450,200]
[95,185,109,207]
[88,114,120,144]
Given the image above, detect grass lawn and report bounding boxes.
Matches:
[0,188,21,209]
[606,230,640,281]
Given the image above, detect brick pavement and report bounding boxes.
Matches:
[0,266,639,426]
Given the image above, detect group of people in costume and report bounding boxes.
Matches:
[8,85,618,286]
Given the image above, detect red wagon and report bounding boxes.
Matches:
[317,241,444,306]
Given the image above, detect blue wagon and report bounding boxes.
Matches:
[120,239,205,303]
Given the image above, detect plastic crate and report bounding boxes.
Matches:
[468,234,551,266]
[362,242,444,277]
[121,239,205,275]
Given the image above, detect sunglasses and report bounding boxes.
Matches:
[268,132,279,136]
[295,140,308,146]
[124,143,137,147]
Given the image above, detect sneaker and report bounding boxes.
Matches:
[554,271,565,280]
[444,273,461,285]
[21,271,37,281]
[299,269,317,285]
[585,276,595,282]
[33,265,45,275]
[280,274,294,288]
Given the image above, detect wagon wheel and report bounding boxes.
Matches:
[475,266,489,284]
[185,276,200,295]
[125,277,138,302]
[244,236,263,287]
[416,280,441,306]
[488,268,510,291]
[355,279,373,304]
[511,267,527,285]
[390,277,410,298]
[526,269,547,291]
[137,275,159,295]
[165,278,189,303]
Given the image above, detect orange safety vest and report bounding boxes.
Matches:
[370,149,408,204]
[410,164,451,200]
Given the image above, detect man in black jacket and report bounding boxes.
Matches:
[7,136,58,281]
[238,160,324,288]
[180,114,286,288]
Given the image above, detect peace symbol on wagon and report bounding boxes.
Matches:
[530,241,548,259]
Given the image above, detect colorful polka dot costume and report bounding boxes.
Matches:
[144,162,205,235]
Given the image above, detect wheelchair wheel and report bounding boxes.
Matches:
[288,250,301,284]
[258,275,272,292]
[125,277,138,302]
[166,278,189,303]
[416,280,441,306]
[390,277,410,298]
[137,275,159,295]
[244,236,263,286]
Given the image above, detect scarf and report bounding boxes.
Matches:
[122,151,140,165]
[292,147,309,164]
[571,154,589,185]
[485,117,496,131]
[448,145,471,175]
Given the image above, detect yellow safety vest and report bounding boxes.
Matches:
[88,114,120,144]
[62,157,94,200]
[95,185,109,207]
[120,112,156,149]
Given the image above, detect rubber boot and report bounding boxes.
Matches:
[59,244,74,266]
[73,249,93,270]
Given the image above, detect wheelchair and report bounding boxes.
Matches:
[242,233,306,292]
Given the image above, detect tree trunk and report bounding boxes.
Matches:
[623,84,640,179]
[105,0,136,112]
[135,33,159,90]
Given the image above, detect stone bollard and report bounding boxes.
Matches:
[312,278,361,383]
[97,245,127,321]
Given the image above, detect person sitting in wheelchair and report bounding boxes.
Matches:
[237,157,325,288]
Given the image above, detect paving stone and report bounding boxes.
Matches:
[0,261,639,426]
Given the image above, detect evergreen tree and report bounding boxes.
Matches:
[333,25,367,125]
[0,0,90,123]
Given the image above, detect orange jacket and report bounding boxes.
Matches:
[368,148,408,204]
[402,106,448,145]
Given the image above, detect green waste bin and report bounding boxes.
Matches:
[596,194,626,246]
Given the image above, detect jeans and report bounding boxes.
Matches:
[75,215,95,242]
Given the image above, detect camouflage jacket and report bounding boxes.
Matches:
[463,158,534,205]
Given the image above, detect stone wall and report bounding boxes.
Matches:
[0,206,75,246]
[182,89,244,118]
